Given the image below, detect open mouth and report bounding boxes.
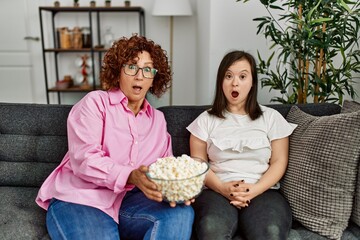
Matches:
[231,91,239,98]
[133,86,142,91]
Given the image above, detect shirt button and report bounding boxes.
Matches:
[130,162,134,166]
[134,141,138,144]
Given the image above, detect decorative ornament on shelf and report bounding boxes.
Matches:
[103,26,114,48]
[72,27,83,49]
[56,75,73,90]
[124,1,131,7]
[54,1,60,7]
[90,1,96,7]
[75,55,93,89]
[105,0,111,7]
[59,27,72,49]
[74,0,79,7]
[81,27,92,48]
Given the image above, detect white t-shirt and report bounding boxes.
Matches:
[186,105,297,189]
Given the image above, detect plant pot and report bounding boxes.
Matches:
[90,1,96,7]
[124,1,131,7]
[105,1,111,7]
[54,1,60,7]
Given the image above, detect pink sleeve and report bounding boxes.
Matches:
[163,132,173,157]
[67,94,134,194]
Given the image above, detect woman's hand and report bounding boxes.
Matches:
[219,180,247,203]
[128,165,163,202]
[228,183,262,209]
[168,199,195,208]
[128,166,195,207]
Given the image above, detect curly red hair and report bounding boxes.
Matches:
[100,34,171,97]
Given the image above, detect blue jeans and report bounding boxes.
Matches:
[46,188,194,240]
[191,189,292,240]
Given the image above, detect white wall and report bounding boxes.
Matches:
[201,0,360,105]
[0,0,359,106]
[146,0,197,107]
[195,0,211,105]
[206,0,279,105]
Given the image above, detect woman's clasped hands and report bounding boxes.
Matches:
[221,180,256,209]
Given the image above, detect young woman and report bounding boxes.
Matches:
[187,50,296,240]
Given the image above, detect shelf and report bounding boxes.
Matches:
[39,6,145,13]
[39,5,145,104]
[44,48,108,53]
[49,85,103,92]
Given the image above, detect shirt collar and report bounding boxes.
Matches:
[108,88,152,116]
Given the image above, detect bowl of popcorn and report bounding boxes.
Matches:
[146,154,209,203]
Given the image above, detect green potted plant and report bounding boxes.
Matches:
[74,0,79,7]
[238,0,360,104]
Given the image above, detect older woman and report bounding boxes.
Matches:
[36,34,194,240]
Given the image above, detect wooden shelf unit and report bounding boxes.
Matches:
[39,6,145,104]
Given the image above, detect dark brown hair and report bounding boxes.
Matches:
[208,50,262,120]
[100,34,171,97]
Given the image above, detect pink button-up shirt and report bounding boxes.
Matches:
[36,89,172,223]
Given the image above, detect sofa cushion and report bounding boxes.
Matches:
[341,100,360,227]
[159,105,210,156]
[158,103,341,157]
[0,103,70,187]
[341,100,360,114]
[0,186,50,240]
[281,106,360,239]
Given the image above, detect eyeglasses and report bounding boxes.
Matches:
[122,64,158,79]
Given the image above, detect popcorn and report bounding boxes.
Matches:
[147,154,209,203]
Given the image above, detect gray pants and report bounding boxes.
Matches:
[191,189,292,240]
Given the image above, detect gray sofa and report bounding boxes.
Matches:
[0,102,359,240]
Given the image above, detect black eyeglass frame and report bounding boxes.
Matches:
[122,64,158,79]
